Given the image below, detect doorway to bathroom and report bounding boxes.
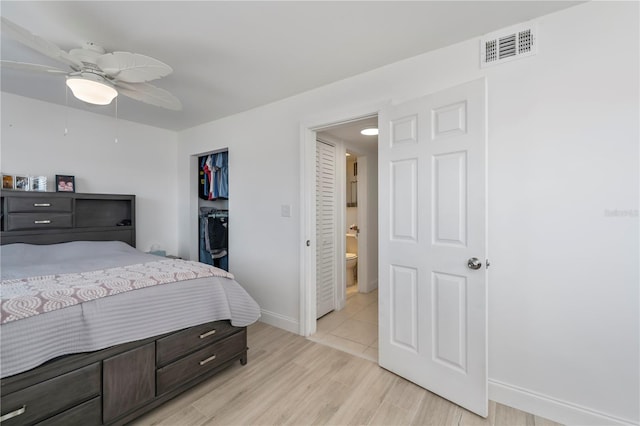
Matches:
[300,80,488,416]
[309,116,380,362]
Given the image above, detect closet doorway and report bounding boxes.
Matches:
[197,149,229,271]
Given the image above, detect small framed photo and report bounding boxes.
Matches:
[2,174,14,189]
[56,175,75,193]
[30,176,47,192]
[14,175,29,191]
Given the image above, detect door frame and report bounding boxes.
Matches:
[355,155,368,294]
[299,103,386,336]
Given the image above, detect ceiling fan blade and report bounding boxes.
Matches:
[115,81,182,111]
[1,17,83,69]
[97,52,173,83]
[0,60,68,74]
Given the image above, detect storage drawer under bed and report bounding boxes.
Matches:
[156,329,246,395]
[0,363,100,426]
[36,396,101,426]
[156,320,237,366]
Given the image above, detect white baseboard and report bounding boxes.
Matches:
[365,279,378,293]
[489,379,638,426]
[259,309,299,334]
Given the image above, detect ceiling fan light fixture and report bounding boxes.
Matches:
[360,127,378,136]
[66,73,117,105]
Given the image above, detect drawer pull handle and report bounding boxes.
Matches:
[199,329,216,339]
[34,220,51,224]
[199,354,217,366]
[33,203,51,207]
[0,405,27,423]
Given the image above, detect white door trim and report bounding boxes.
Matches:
[299,102,387,336]
[355,155,368,294]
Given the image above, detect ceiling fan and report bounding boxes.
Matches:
[0,17,182,110]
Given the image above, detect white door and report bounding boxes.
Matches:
[378,78,488,416]
[316,139,337,318]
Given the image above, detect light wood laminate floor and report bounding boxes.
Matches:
[134,321,562,426]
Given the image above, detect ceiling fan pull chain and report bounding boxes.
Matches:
[64,85,69,136]
[114,97,119,144]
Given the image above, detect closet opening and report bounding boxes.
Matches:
[197,149,229,271]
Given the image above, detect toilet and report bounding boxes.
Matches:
[346,252,358,287]
[346,232,358,287]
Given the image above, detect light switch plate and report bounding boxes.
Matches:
[281,204,291,217]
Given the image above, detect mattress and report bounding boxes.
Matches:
[0,241,261,378]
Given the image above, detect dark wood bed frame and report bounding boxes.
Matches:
[0,191,248,425]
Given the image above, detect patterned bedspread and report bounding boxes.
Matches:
[1,241,261,378]
[1,259,234,324]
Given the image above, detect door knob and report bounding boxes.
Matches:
[467,257,482,270]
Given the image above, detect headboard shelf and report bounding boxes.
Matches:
[1,191,135,246]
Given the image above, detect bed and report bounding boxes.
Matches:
[0,191,260,425]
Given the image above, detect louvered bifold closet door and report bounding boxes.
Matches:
[316,140,337,319]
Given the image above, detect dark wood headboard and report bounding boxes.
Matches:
[0,191,135,246]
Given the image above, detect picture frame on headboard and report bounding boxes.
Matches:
[14,175,29,191]
[2,174,14,189]
[29,176,47,192]
[56,174,76,192]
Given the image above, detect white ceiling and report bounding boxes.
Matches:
[1,1,582,131]
[319,116,379,154]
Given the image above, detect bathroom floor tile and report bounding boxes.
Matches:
[311,289,379,363]
[346,285,359,298]
[331,318,377,346]
[351,304,378,325]
[343,300,367,317]
[348,290,378,307]
[317,309,350,334]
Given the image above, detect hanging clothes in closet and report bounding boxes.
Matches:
[199,207,229,271]
[199,152,229,200]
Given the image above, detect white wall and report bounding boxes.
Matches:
[177,2,638,425]
[1,93,179,254]
[178,106,303,331]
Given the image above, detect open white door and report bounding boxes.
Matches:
[378,78,488,416]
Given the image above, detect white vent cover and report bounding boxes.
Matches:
[480,23,537,68]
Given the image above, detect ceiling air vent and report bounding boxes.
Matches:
[481,23,537,68]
